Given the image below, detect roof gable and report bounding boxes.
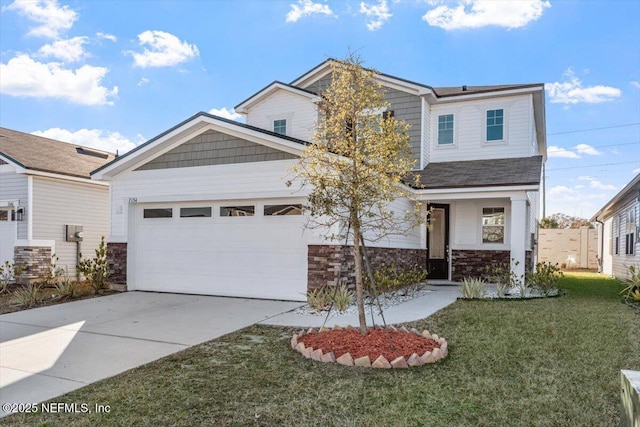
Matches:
[92,112,309,180]
[0,127,115,179]
[234,81,320,114]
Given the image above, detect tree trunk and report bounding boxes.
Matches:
[352,219,368,335]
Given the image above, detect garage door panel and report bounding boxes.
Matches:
[132,203,307,300]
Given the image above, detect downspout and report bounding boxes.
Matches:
[594,218,604,274]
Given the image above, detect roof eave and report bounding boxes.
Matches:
[591,174,640,221]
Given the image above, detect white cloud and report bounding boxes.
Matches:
[38,36,89,62]
[32,128,140,155]
[631,81,640,89]
[137,77,149,86]
[632,167,640,175]
[127,30,199,68]
[547,145,580,159]
[209,107,243,121]
[422,0,550,30]
[360,0,392,31]
[96,32,117,42]
[574,144,602,156]
[4,0,78,38]
[286,0,334,22]
[578,175,616,191]
[546,68,621,104]
[0,54,118,105]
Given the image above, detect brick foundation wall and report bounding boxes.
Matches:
[307,245,427,291]
[451,249,534,282]
[107,242,127,286]
[14,246,52,284]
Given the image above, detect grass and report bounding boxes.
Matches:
[3,272,638,426]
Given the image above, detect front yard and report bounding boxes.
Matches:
[3,272,639,426]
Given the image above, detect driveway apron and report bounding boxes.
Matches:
[0,292,301,417]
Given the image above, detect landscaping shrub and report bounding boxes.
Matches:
[364,262,427,297]
[528,262,563,296]
[10,283,41,307]
[77,236,109,293]
[461,277,487,299]
[620,264,640,303]
[1,261,23,292]
[306,286,332,312]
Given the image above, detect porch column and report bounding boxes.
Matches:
[510,195,528,281]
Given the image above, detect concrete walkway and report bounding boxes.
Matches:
[262,284,460,328]
[0,292,301,417]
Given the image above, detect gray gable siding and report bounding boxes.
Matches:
[136,129,297,171]
[300,74,422,167]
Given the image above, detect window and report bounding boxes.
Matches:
[482,207,505,244]
[437,114,454,145]
[625,209,636,255]
[143,208,172,219]
[486,109,504,141]
[180,207,212,218]
[0,210,8,221]
[220,206,254,217]
[273,119,286,135]
[264,204,303,216]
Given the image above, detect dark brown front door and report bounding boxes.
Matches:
[427,204,450,280]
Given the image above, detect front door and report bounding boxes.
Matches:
[427,204,449,280]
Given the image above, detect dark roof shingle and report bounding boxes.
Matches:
[412,156,543,189]
[0,127,115,179]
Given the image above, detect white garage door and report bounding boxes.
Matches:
[131,202,308,301]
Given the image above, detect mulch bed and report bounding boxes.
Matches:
[298,328,440,361]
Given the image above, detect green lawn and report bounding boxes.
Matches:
[3,272,639,426]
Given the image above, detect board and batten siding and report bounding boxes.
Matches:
[429,94,533,163]
[0,170,28,239]
[31,176,109,274]
[245,90,317,141]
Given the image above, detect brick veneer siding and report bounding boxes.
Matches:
[107,242,127,286]
[307,244,427,291]
[14,246,52,284]
[451,249,534,282]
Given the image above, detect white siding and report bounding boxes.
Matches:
[450,199,511,251]
[245,90,317,141]
[611,198,640,278]
[0,170,28,239]
[430,94,533,162]
[32,176,109,274]
[362,197,422,249]
[109,159,306,241]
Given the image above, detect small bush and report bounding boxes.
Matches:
[620,265,640,302]
[461,277,487,299]
[306,286,332,312]
[528,262,563,296]
[11,283,41,307]
[365,262,427,297]
[54,279,75,300]
[332,284,354,311]
[1,261,24,291]
[77,237,109,293]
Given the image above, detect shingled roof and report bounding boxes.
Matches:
[413,156,543,189]
[0,127,115,179]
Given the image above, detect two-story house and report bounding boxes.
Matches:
[92,59,546,301]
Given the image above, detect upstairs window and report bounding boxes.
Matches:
[626,210,636,255]
[273,119,287,135]
[486,109,504,141]
[437,114,454,145]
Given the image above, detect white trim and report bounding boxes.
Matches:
[430,86,545,104]
[26,170,108,186]
[483,107,507,145]
[15,239,55,248]
[414,186,539,200]
[27,175,33,240]
[435,113,456,148]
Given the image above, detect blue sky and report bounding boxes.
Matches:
[1,0,638,218]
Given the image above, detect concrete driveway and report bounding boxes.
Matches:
[0,292,301,417]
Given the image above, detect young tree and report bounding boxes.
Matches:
[291,54,422,334]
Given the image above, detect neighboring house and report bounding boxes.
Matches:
[0,127,114,282]
[591,174,640,278]
[92,59,546,301]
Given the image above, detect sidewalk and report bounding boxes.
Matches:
[261,284,460,328]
